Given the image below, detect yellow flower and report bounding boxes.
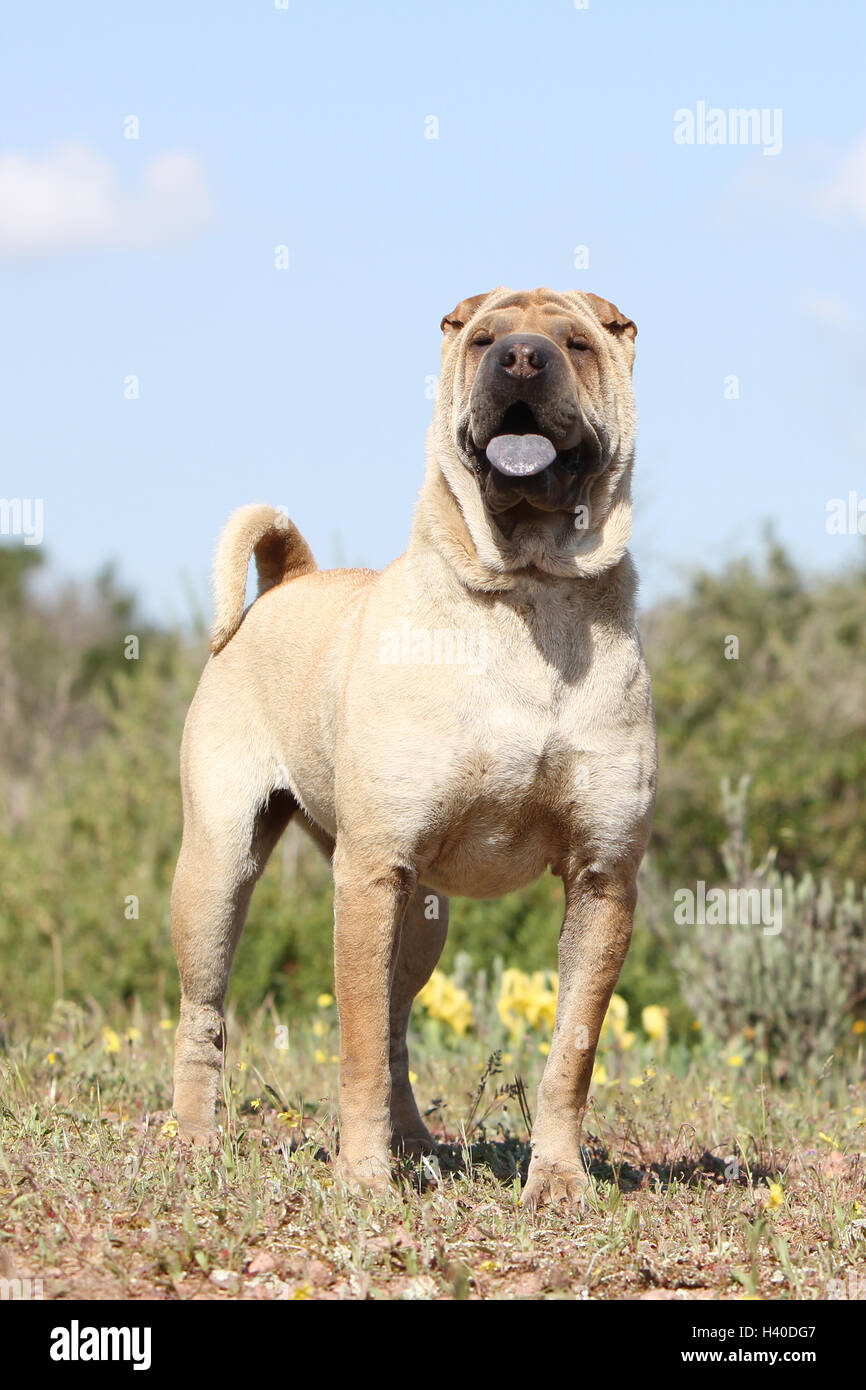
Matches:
[600,993,628,1042]
[503,1052,513,1065]
[317,993,334,1008]
[592,1062,608,1086]
[417,970,474,1036]
[236,1060,248,1072]
[125,1027,141,1043]
[102,1027,120,1054]
[291,1284,312,1300]
[605,993,628,1028]
[728,1054,744,1067]
[767,1182,785,1209]
[159,1018,173,1031]
[409,1070,418,1084]
[538,1041,550,1056]
[641,1006,669,1042]
[645,1067,657,1078]
[314,1049,327,1064]
[160,1119,178,1138]
[278,1109,301,1126]
[250,1098,261,1111]
[818,1131,836,1145]
[853,1020,866,1035]
[692,1020,701,1031]
[629,1075,643,1088]
[597,995,637,1052]
[312,1020,325,1037]
[497,968,557,1036]
[331,1054,339,1062]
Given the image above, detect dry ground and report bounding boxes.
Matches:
[1,1001,864,1301]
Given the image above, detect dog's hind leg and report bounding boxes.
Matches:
[171,788,296,1146]
[389,886,448,1156]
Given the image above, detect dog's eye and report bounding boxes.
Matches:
[471,333,493,348]
[567,337,591,352]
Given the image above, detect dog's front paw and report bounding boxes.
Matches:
[522,1156,589,1212]
[335,1150,392,1194]
[176,1117,221,1152]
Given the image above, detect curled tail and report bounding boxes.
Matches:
[210,504,317,653]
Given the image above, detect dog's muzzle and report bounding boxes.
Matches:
[463,333,604,514]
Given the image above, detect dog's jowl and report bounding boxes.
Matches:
[170,287,657,1207]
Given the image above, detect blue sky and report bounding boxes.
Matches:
[1,0,864,623]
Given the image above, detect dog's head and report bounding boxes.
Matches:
[422,287,638,586]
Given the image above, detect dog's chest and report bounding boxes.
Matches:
[338,587,655,897]
[465,699,577,804]
[418,666,642,897]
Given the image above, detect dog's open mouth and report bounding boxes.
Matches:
[469,402,586,516]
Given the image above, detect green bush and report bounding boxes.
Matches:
[0,539,863,1051]
[644,538,866,884]
[648,778,866,1075]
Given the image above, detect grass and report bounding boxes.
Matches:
[0,999,864,1301]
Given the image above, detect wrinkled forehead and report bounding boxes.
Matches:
[465,287,591,334]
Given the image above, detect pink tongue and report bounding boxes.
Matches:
[485,433,557,477]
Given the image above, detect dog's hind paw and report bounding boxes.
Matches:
[390,1126,437,1159]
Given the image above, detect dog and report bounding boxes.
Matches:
[170,286,656,1208]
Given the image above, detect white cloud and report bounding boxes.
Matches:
[729,132,866,229]
[799,291,858,326]
[815,133,866,225]
[0,141,211,257]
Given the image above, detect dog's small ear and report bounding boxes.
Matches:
[583,292,637,342]
[440,291,492,337]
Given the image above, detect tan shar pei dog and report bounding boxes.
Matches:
[170,286,657,1208]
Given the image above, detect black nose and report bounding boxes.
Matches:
[497,336,548,380]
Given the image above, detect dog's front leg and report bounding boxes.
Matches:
[523,868,638,1211]
[333,846,416,1192]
